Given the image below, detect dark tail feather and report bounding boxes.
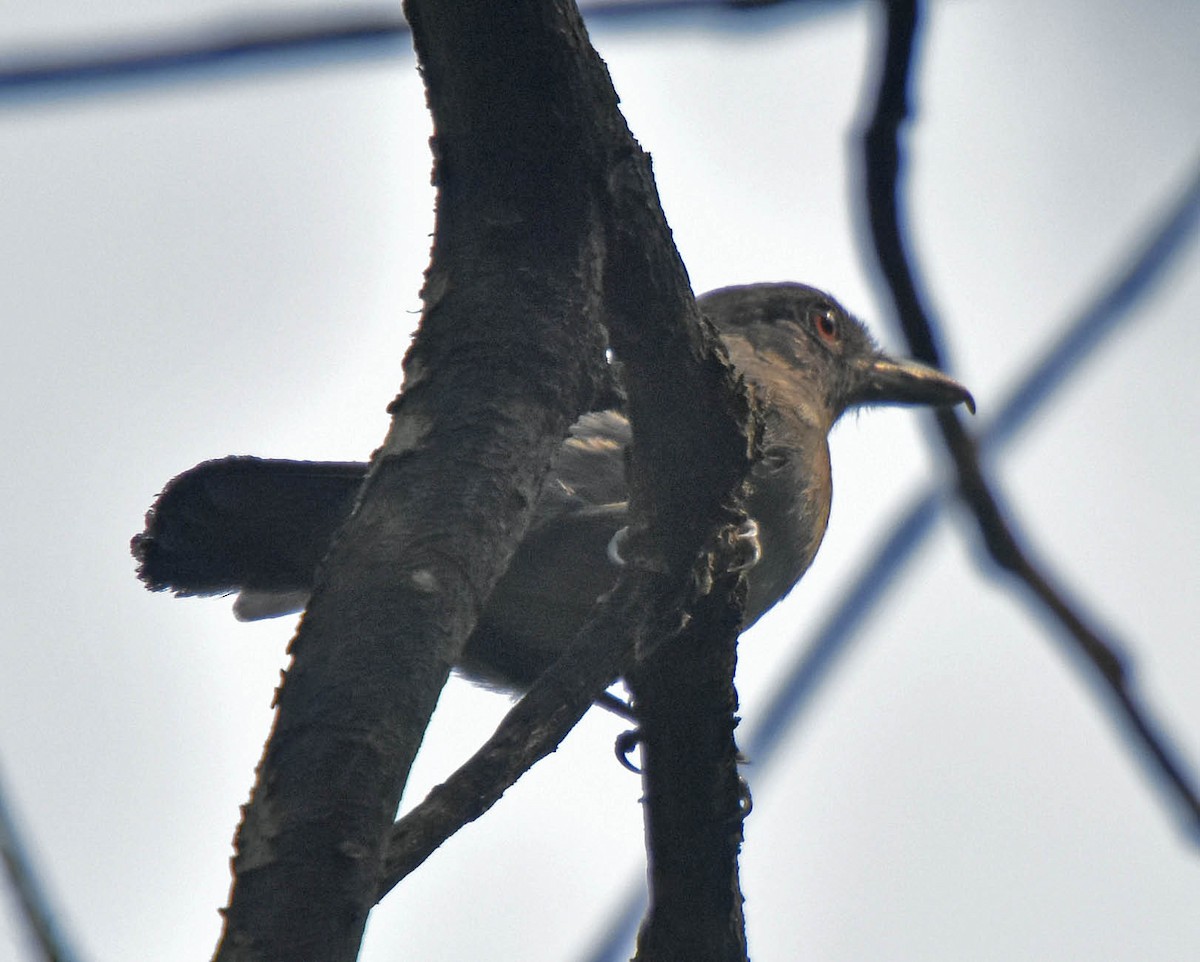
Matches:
[132,457,367,597]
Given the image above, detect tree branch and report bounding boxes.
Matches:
[377,580,639,896]
[212,0,759,957]
[378,5,761,951]
[0,765,84,962]
[860,0,1200,839]
[0,2,849,99]
[212,0,617,957]
[602,140,756,962]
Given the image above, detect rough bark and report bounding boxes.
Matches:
[212,1,757,959]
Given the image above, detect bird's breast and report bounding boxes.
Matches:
[741,438,832,627]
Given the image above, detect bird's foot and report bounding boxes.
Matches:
[607,526,631,566]
[720,517,761,573]
[615,728,642,773]
[610,518,759,573]
[736,774,753,820]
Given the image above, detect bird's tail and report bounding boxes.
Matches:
[132,457,367,612]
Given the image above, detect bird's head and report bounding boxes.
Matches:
[699,282,974,430]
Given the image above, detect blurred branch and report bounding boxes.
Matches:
[579,160,1200,956]
[575,18,1200,962]
[0,763,84,962]
[979,162,1200,450]
[861,0,1200,839]
[579,23,1200,962]
[751,157,1200,769]
[0,1,834,101]
[0,12,407,97]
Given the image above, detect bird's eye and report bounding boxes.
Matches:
[813,309,839,344]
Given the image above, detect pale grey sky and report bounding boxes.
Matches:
[2,2,1198,960]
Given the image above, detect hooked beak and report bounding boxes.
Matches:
[853,354,976,414]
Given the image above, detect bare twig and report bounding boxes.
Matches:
[377,584,638,897]
[0,13,406,95]
[0,2,840,100]
[0,764,85,962]
[579,155,1200,962]
[750,157,1200,766]
[861,0,1200,839]
[577,24,1200,962]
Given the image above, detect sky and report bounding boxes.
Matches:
[2,1,1198,960]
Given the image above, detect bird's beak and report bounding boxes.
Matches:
[853,355,976,414]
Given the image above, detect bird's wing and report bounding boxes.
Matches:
[458,410,632,684]
[527,409,631,530]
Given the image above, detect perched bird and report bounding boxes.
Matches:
[133,283,973,690]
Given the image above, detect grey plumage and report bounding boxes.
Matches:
[133,282,973,689]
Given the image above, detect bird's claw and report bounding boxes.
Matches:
[723,518,761,573]
[737,774,753,819]
[615,728,642,773]
[612,518,758,574]
[607,526,630,567]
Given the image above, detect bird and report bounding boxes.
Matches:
[132,282,973,691]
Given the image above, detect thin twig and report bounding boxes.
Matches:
[861,0,1200,839]
[0,14,406,95]
[0,1,833,99]
[577,26,1200,962]
[750,158,1200,769]
[0,764,85,962]
[377,585,637,897]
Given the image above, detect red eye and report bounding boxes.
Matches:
[814,309,839,344]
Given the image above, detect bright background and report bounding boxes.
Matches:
[2,2,1198,960]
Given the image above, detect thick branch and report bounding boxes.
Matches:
[601,144,756,962]
[381,4,761,945]
[211,1,616,958]
[212,0,761,958]
[625,575,749,962]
